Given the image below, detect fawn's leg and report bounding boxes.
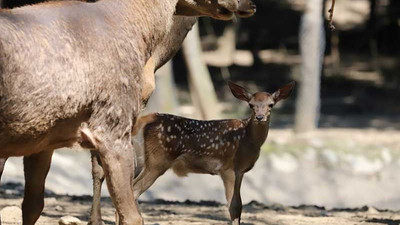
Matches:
[221,170,234,205]
[0,157,7,183]
[22,150,53,225]
[132,162,167,199]
[88,150,105,225]
[221,170,244,225]
[97,138,142,225]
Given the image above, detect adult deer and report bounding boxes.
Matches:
[0,0,241,224]
[127,81,295,225]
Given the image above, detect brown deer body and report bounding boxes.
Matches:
[0,0,241,224]
[129,81,294,225]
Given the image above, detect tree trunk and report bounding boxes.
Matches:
[294,0,326,133]
[144,61,180,114]
[182,22,221,120]
[202,21,236,67]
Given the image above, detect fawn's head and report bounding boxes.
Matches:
[228,81,295,122]
[176,0,245,20]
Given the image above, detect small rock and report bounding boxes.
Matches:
[4,189,19,195]
[366,206,380,215]
[45,197,58,205]
[55,205,64,211]
[59,216,82,225]
[1,206,22,223]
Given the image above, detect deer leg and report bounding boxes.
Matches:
[97,139,142,225]
[221,170,244,225]
[132,164,166,199]
[0,157,8,223]
[0,157,8,184]
[0,157,8,225]
[231,172,244,225]
[221,170,235,206]
[88,150,105,225]
[22,150,53,225]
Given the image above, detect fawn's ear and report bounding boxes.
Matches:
[228,81,252,102]
[272,81,295,102]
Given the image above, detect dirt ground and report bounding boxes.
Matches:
[1,193,400,225]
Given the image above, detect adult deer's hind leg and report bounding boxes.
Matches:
[97,134,142,225]
[132,162,166,199]
[88,150,105,225]
[132,149,170,199]
[22,150,54,225]
[0,157,8,224]
[0,158,8,183]
[221,170,244,225]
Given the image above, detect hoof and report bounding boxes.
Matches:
[231,218,240,225]
[87,220,105,225]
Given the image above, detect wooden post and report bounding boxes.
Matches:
[182,22,221,120]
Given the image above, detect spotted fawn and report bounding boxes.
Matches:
[131,81,295,225]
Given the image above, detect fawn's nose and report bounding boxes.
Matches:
[256,115,264,121]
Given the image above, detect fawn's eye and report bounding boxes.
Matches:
[268,104,274,108]
[249,103,254,108]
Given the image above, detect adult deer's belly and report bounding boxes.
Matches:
[0,111,89,157]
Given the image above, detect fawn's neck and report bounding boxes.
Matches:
[244,116,270,148]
